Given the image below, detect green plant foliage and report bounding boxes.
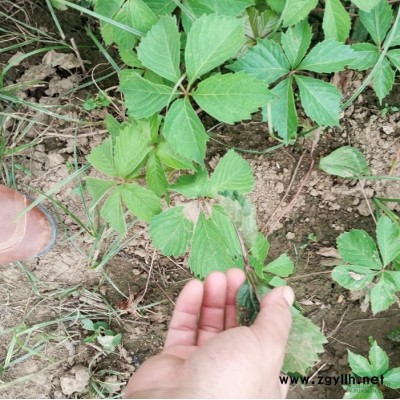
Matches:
[323,0,351,42]
[387,326,400,342]
[82,319,122,353]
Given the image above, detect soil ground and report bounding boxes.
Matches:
[1,2,400,399]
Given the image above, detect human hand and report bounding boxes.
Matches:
[124,268,294,399]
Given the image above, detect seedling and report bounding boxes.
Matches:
[82,319,122,353]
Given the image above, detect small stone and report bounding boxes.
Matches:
[60,365,90,396]
[357,200,371,216]
[286,232,295,240]
[310,189,319,197]
[337,295,344,304]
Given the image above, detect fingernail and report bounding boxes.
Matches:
[282,286,295,307]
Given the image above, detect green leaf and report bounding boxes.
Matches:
[101,190,126,236]
[264,254,294,277]
[244,7,279,41]
[387,49,400,71]
[359,0,393,46]
[295,75,341,126]
[114,125,151,178]
[150,206,193,256]
[383,368,400,389]
[185,13,245,82]
[162,98,208,165]
[156,139,194,170]
[145,0,177,14]
[237,280,260,326]
[105,114,121,137]
[283,310,327,375]
[94,0,124,45]
[298,40,355,73]
[137,15,181,83]
[88,138,117,177]
[386,21,400,47]
[250,233,270,264]
[373,58,395,103]
[332,265,376,290]
[323,0,351,42]
[337,229,382,269]
[200,0,255,16]
[319,146,370,178]
[368,340,389,376]
[351,0,381,12]
[344,384,383,399]
[193,72,274,124]
[189,212,235,278]
[146,152,168,196]
[171,170,211,198]
[348,43,380,71]
[228,38,290,84]
[281,20,312,68]
[209,149,254,195]
[119,47,143,68]
[120,70,174,118]
[377,215,400,267]
[386,271,400,291]
[270,76,297,143]
[371,276,398,315]
[120,183,161,221]
[86,178,115,209]
[348,350,374,377]
[281,0,318,27]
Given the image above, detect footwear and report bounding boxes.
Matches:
[0,185,57,264]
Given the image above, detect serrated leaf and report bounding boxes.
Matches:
[386,271,400,291]
[270,77,298,143]
[193,72,274,124]
[319,146,370,178]
[94,0,124,45]
[137,15,181,82]
[337,229,382,269]
[344,384,383,399]
[323,0,351,42]
[281,20,313,68]
[282,0,318,27]
[120,183,161,221]
[150,206,193,256]
[185,13,245,82]
[332,265,376,290]
[244,7,279,41]
[371,276,398,315]
[114,125,151,178]
[86,178,115,209]
[359,0,393,46]
[200,0,254,16]
[250,233,270,264]
[295,75,341,126]
[283,310,327,375]
[119,47,143,68]
[349,43,380,71]
[348,350,374,377]
[88,138,117,177]
[105,114,121,137]
[369,340,389,376]
[120,70,174,118]
[171,170,211,198]
[146,152,168,196]
[189,212,234,278]
[156,139,194,170]
[237,281,260,325]
[229,38,290,84]
[101,190,126,236]
[386,21,400,47]
[351,0,381,12]
[383,368,400,389]
[377,215,400,267]
[298,40,355,73]
[209,149,254,195]
[145,0,177,14]
[373,58,395,103]
[264,254,294,277]
[387,49,400,71]
[163,99,208,165]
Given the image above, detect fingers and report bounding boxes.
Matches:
[224,268,246,329]
[164,279,204,349]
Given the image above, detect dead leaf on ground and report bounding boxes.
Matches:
[42,50,81,70]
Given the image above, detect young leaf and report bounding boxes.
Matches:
[209,149,254,195]
[351,0,381,12]
[264,254,294,277]
[145,0,177,14]
[295,75,341,126]
[337,229,382,269]
[156,140,194,170]
[323,0,351,42]
[119,183,161,221]
[368,340,389,376]
[192,73,274,124]
[373,58,395,103]
[348,350,374,377]
[101,190,126,236]
[162,98,208,166]
[228,38,290,84]
[86,178,115,209]
[250,233,270,264]
[281,0,318,27]
[171,170,211,198]
[387,49,400,71]
[146,152,168,196]
[88,138,117,177]
[281,21,313,68]
[120,70,174,118]
[359,0,393,46]
[377,215,400,267]
[332,265,376,290]
[150,206,193,256]
[319,146,370,178]
[189,212,235,278]
[298,40,355,73]
[185,13,245,82]
[371,276,397,315]
[137,15,181,83]
[383,368,400,389]
[348,43,380,71]
[270,76,298,143]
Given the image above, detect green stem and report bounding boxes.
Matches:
[45,0,66,40]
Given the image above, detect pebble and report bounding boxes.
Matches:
[286,232,295,240]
